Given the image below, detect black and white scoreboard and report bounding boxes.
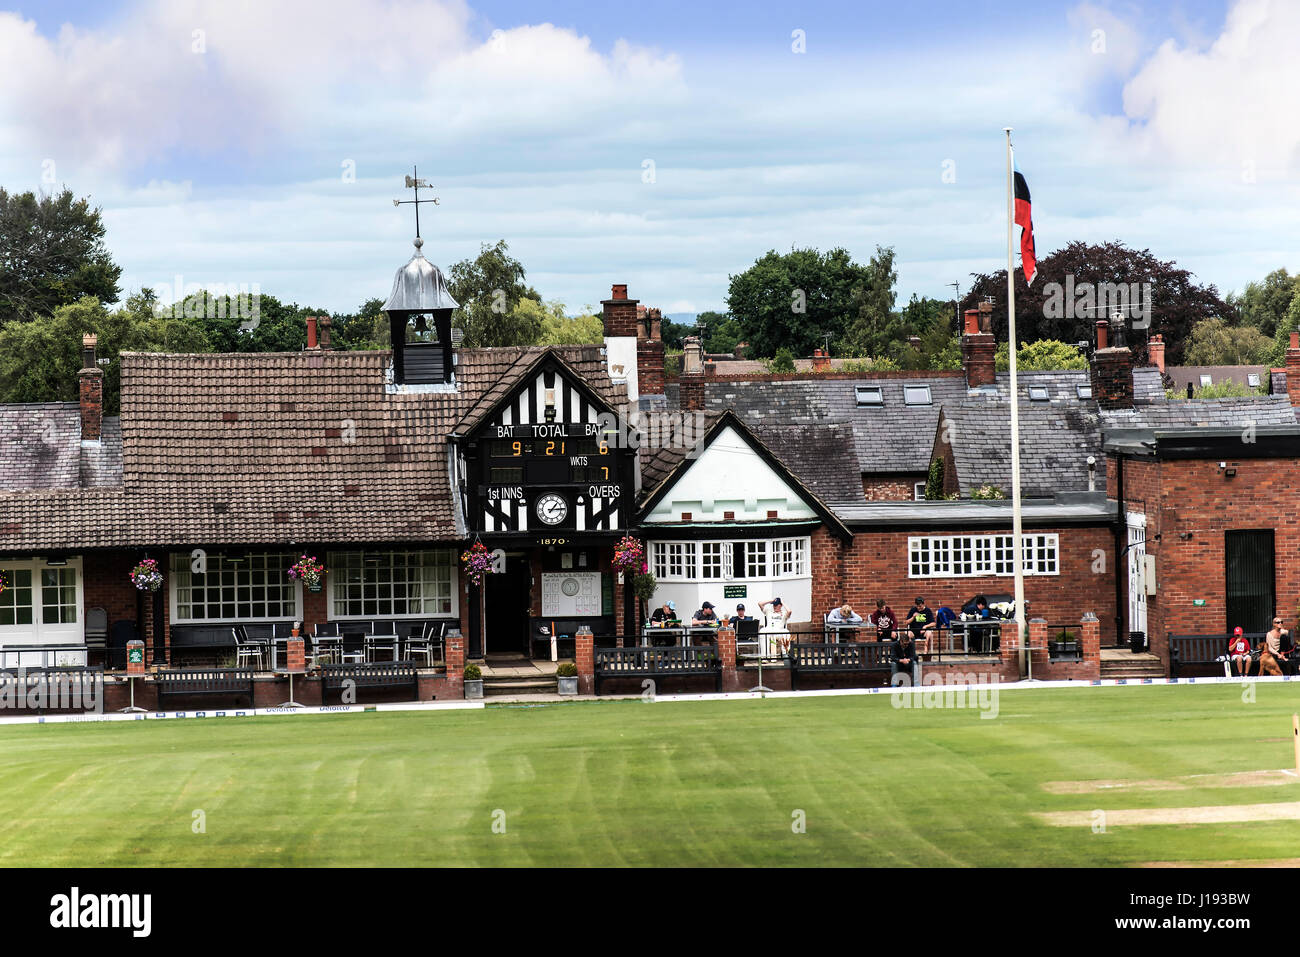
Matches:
[462,361,634,538]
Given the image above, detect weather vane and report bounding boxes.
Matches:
[392,165,440,240]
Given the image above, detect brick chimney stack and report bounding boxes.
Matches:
[1285,331,1300,408]
[319,315,332,351]
[78,334,103,442]
[601,283,641,403]
[961,306,996,388]
[812,348,830,372]
[680,336,705,411]
[636,306,666,399]
[1090,319,1134,410]
[1147,334,1164,373]
[306,315,319,350]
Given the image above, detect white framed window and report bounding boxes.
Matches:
[855,386,883,406]
[907,534,1060,578]
[773,538,805,576]
[1028,386,1049,401]
[652,541,697,580]
[172,552,299,622]
[651,538,808,581]
[328,549,457,619]
[914,482,926,501]
[744,541,768,578]
[0,559,84,643]
[903,385,931,406]
[1247,373,1261,388]
[1199,374,1212,387]
[1076,384,1093,399]
[700,542,728,579]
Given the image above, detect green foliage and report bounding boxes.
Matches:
[660,317,693,350]
[463,664,482,681]
[332,297,390,351]
[447,240,541,348]
[767,347,796,373]
[696,310,744,354]
[971,485,1007,500]
[1165,380,1267,400]
[0,187,122,324]
[924,458,945,500]
[995,339,1088,371]
[536,302,604,345]
[555,662,578,678]
[1229,268,1300,338]
[727,246,879,358]
[664,350,683,378]
[632,571,658,603]
[1184,318,1275,366]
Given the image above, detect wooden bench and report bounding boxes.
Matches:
[1169,632,1265,678]
[788,642,893,690]
[593,646,721,695]
[320,662,419,703]
[155,668,256,707]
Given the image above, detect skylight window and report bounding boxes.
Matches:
[1199,375,1213,387]
[1076,385,1093,399]
[903,385,931,406]
[1248,373,1261,388]
[855,386,883,406]
[1028,386,1050,402]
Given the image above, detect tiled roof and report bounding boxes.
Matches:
[752,423,867,504]
[0,345,624,551]
[0,403,122,490]
[636,410,722,497]
[1132,367,1165,404]
[941,398,1103,498]
[1100,396,1297,431]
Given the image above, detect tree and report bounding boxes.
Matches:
[767,347,796,373]
[534,301,604,345]
[660,316,693,350]
[0,292,213,414]
[0,187,122,324]
[838,247,900,358]
[447,240,540,348]
[333,297,390,351]
[694,310,744,355]
[964,241,1233,365]
[1183,318,1275,366]
[1229,268,1300,338]
[161,289,327,352]
[727,246,874,358]
[994,339,1089,371]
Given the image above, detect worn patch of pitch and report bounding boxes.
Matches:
[1037,800,1300,827]
[1042,769,1298,794]
[1137,858,1300,868]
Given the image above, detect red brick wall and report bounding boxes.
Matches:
[862,473,924,501]
[82,551,141,631]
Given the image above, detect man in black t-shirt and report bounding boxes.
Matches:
[905,596,937,654]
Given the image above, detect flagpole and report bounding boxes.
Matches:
[1005,127,1029,680]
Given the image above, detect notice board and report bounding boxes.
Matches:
[541,572,602,617]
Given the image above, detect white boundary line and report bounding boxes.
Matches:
[0,673,1293,726]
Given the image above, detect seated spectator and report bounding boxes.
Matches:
[892,632,919,686]
[827,604,863,625]
[1266,615,1295,676]
[967,596,993,652]
[868,599,896,642]
[723,603,751,626]
[1227,626,1252,678]
[691,602,719,626]
[649,600,678,625]
[905,596,937,653]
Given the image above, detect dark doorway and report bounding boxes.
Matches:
[485,556,532,656]
[1225,529,1275,635]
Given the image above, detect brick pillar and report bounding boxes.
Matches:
[999,619,1022,681]
[445,631,465,698]
[962,331,996,388]
[1147,335,1165,374]
[1080,612,1100,665]
[637,338,665,396]
[680,374,704,411]
[576,628,595,695]
[1027,617,1050,675]
[1091,347,1135,409]
[286,636,305,672]
[126,639,145,675]
[716,625,739,691]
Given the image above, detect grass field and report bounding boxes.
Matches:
[2,683,1299,866]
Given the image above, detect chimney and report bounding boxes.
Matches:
[1286,331,1300,408]
[1147,334,1164,373]
[601,283,641,402]
[78,334,103,442]
[1090,323,1135,410]
[977,300,993,333]
[636,307,666,398]
[306,315,319,350]
[682,336,703,375]
[703,359,717,377]
[961,308,995,389]
[319,315,332,351]
[812,348,830,372]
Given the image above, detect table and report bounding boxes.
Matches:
[825,622,863,642]
[363,634,399,663]
[118,673,147,713]
[310,635,343,666]
[641,625,685,647]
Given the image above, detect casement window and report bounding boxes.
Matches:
[328,549,457,619]
[172,552,299,622]
[0,568,34,626]
[651,539,808,581]
[907,534,1059,578]
[0,560,84,642]
[40,568,78,624]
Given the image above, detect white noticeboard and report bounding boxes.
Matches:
[541,572,601,617]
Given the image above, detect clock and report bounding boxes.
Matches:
[535,492,568,525]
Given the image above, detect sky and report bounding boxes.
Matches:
[1,0,1297,317]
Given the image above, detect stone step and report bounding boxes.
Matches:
[483,678,556,695]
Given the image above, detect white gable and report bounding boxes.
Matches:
[645,424,817,524]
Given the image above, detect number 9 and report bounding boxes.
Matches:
[512,441,521,456]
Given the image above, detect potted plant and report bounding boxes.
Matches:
[1048,629,1080,660]
[463,663,484,699]
[556,662,578,695]
[129,558,163,592]
[288,555,326,591]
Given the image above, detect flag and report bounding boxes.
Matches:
[1013,162,1037,285]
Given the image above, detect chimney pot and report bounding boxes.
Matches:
[611,284,628,300]
[1147,333,1165,373]
[81,334,98,369]
[1095,319,1109,352]
[1290,331,1299,351]
[306,315,319,350]
[319,315,332,351]
[78,335,103,442]
[977,300,993,334]
[1285,331,1300,408]
[963,309,980,335]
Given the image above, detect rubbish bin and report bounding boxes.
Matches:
[1129,631,1147,654]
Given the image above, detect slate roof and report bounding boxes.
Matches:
[752,423,866,504]
[1099,396,1297,431]
[0,403,122,490]
[1165,365,1267,391]
[940,399,1103,498]
[636,410,722,496]
[0,345,624,551]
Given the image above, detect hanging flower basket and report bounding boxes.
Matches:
[461,541,495,588]
[0,571,7,597]
[130,559,163,592]
[612,535,645,573]
[287,555,326,590]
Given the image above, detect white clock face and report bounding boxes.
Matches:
[536,493,568,525]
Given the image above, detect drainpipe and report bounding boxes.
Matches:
[1114,452,1126,649]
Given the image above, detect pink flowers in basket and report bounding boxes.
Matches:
[287,555,326,589]
[612,535,645,573]
[461,541,494,588]
[130,559,163,592]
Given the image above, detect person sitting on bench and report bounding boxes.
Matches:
[868,599,896,642]
[1266,615,1295,676]
[691,602,719,626]
[827,604,863,625]
[905,597,937,654]
[650,600,678,625]
[1227,626,1252,678]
